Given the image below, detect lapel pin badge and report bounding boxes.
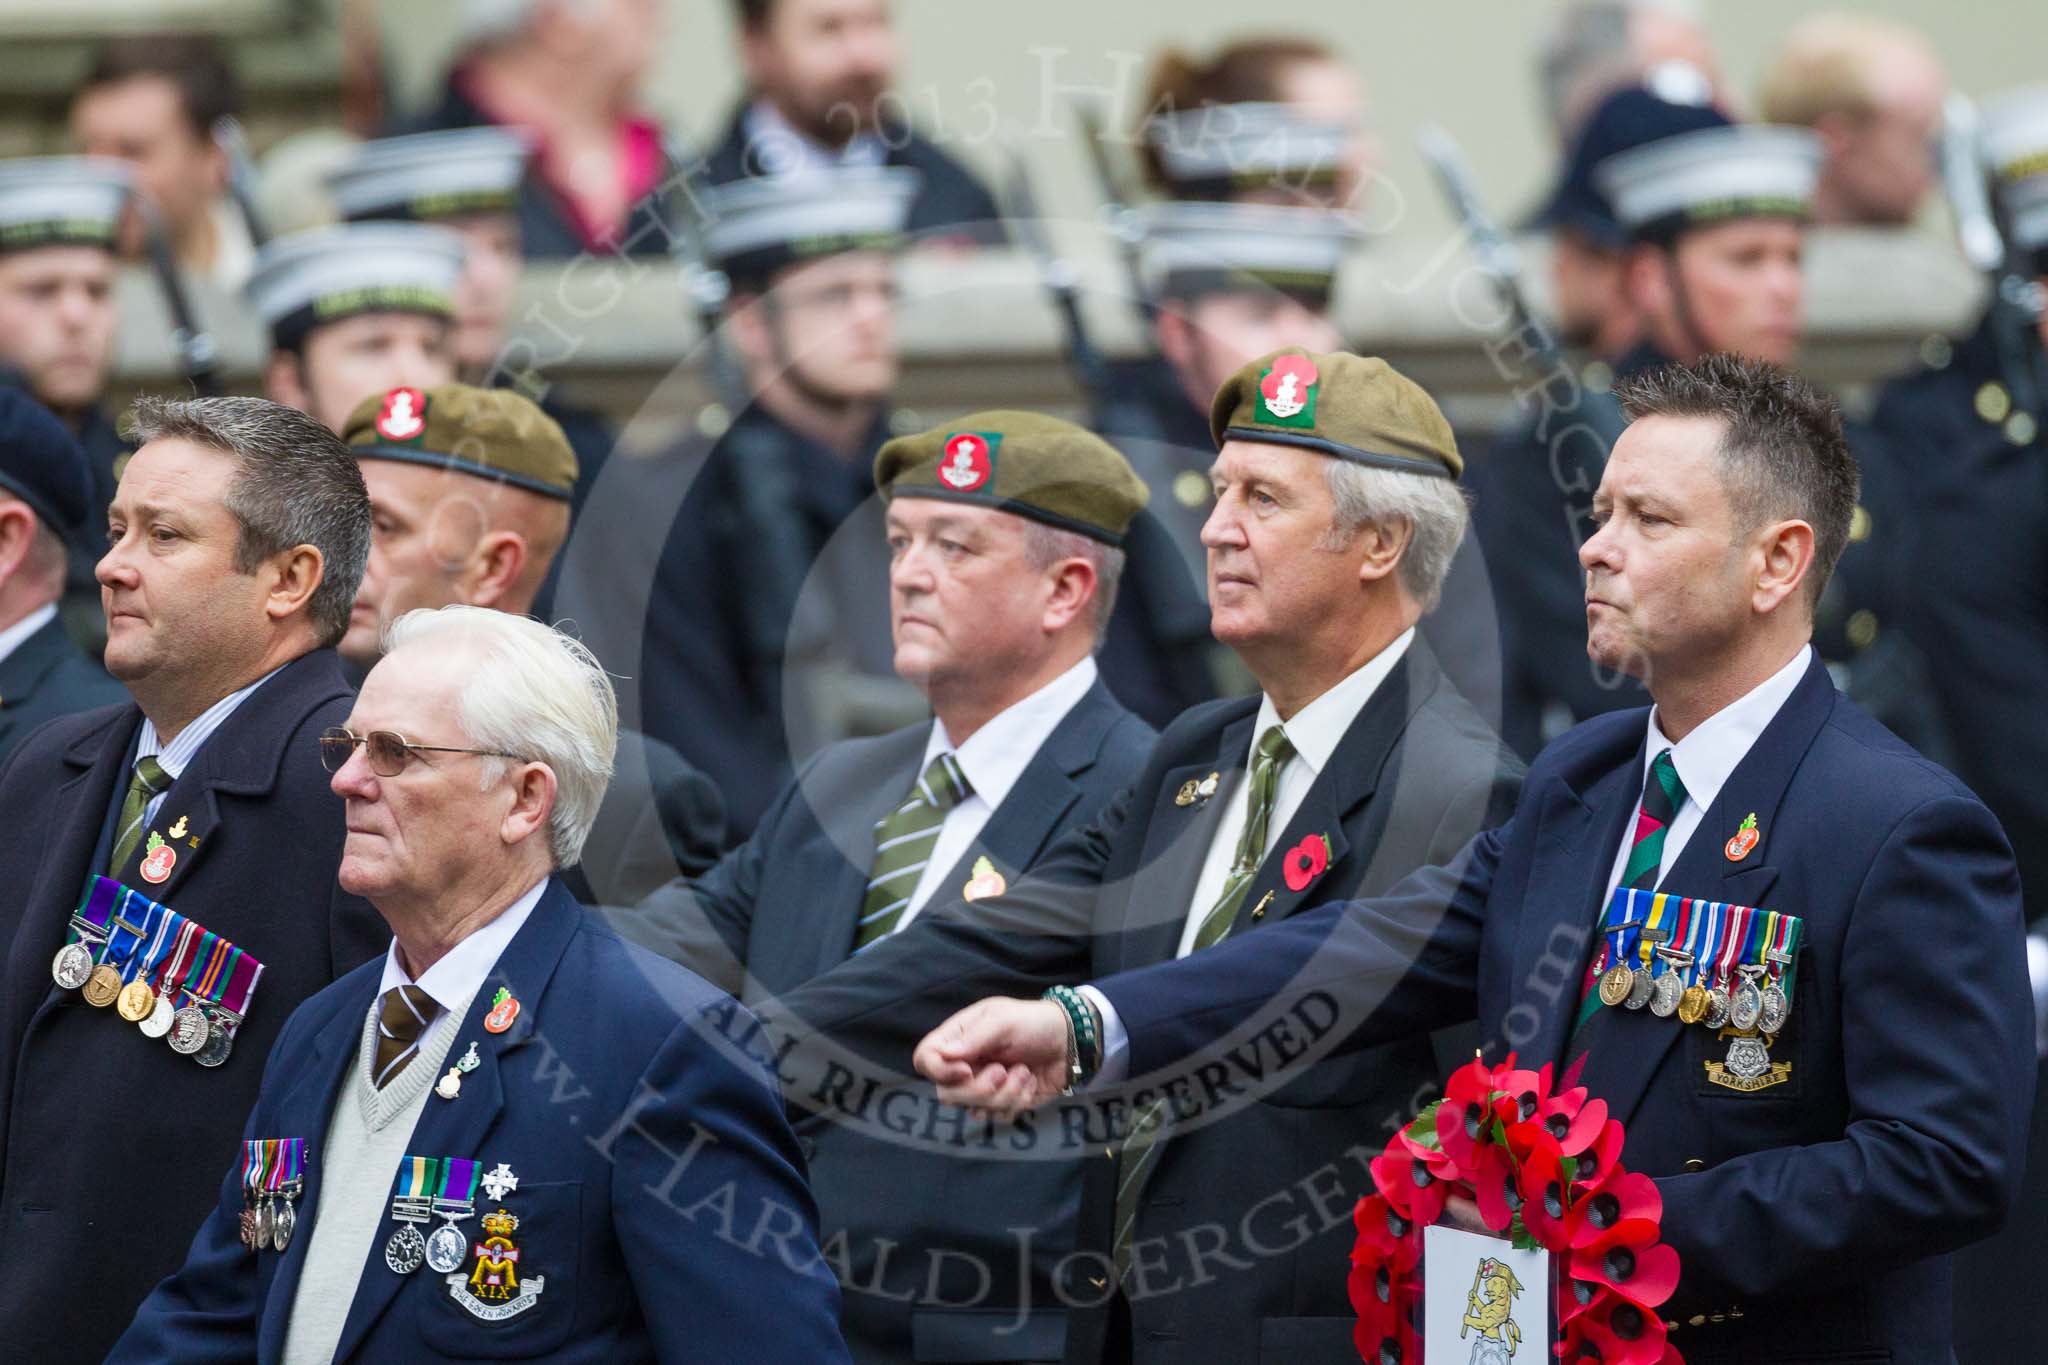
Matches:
[1174,772,1222,808]
[435,1041,482,1100]
[139,831,177,884]
[484,986,520,1034]
[962,855,1006,902]
[1724,812,1760,862]
[168,814,190,840]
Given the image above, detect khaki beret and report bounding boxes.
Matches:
[874,410,1149,546]
[1209,348,1462,481]
[342,383,577,500]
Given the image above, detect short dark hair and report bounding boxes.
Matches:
[124,396,371,647]
[732,0,774,28]
[1615,353,1858,610]
[76,35,242,140]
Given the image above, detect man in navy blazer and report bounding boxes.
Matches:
[616,413,1155,1362]
[772,355,1523,1365]
[0,396,389,1363]
[113,606,846,1364]
[919,356,2035,1365]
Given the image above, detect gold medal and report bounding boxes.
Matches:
[116,980,156,1022]
[1676,985,1710,1025]
[82,964,122,1007]
[1597,964,1634,1008]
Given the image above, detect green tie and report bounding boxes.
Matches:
[108,755,171,876]
[1115,725,1295,1284]
[853,753,972,951]
[1188,725,1295,952]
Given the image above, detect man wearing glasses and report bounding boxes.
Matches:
[114,608,849,1364]
[0,395,387,1363]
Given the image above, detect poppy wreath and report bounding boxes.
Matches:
[1348,1054,1682,1364]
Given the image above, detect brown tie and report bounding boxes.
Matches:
[371,984,440,1089]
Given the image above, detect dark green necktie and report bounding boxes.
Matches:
[108,755,171,875]
[1188,725,1295,952]
[853,753,972,951]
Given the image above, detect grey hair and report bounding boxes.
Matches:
[382,605,618,868]
[1019,521,1126,646]
[1320,460,1470,612]
[125,395,370,646]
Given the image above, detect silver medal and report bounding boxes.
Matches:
[1650,971,1683,1017]
[1759,984,1790,1036]
[273,1197,297,1252]
[52,941,96,990]
[168,1006,211,1055]
[1731,979,1764,1033]
[255,1197,274,1250]
[1703,984,1732,1030]
[426,1222,468,1274]
[195,1023,234,1068]
[385,1223,427,1274]
[1624,966,1654,1010]
[1723,1032,1772,1080]
[139,993,175,1038]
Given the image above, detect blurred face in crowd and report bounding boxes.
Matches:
[0,247,119,411]
[886,498,1092,701]
[1631,219,1803,369]
[1580,413,1798,684]
[268,313,457,434]
[330,638,551,909]
[99,438,283,691]
[1268,55,1376,212]
[443,212,523,379]
[1203,439,1386,660]
[1159,290,1342,415]
[743,0,899,145]
[1549,228,1633,355]
[343,462,564,668]
[1814,55,1945,226]
[743,250,900,407]
[70,74,226,255]
[535,0,662,99]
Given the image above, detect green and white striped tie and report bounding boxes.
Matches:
[853,753,971,951]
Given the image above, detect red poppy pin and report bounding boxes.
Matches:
[1283,833,1332,892]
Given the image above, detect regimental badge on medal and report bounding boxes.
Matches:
[384,1154,546,1320]
[240,1138,306,1253]
[1588,887,1805,1091]
[53,877,265,1067]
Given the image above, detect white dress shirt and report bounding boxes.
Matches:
[1596,645,1813,905]
[896,657,1099,932]
[0,602,56,668]
[377,877,548,1053]
[133,666,282,826]
[741,99,887,177]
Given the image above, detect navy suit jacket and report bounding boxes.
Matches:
[1095,653,2033,1364]
[773,642,1522,1365]
[0,648,388,1364]
[110,880,849,1364]
[616,676,1153,1362]
[0,612,126,761]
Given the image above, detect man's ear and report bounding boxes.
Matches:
[1752,518,1816,617]
[464,531,529,609]
[500,760,557,851]
[263,543,326,626]
[265,351,308,413]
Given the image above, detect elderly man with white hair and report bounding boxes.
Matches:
[112,606,849,1365]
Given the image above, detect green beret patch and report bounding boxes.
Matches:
[935,431,1003,493]
[1255,354,1320,429]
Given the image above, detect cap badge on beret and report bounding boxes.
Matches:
[936,431,1001,494]
[1256,354,1320,427]
[375,388,429,444]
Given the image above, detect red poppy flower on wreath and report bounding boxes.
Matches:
[1282,832,1331,892]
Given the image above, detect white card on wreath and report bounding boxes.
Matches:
[1421,1225,1552,1365]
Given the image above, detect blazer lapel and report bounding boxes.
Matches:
[325,885,583,1364]
[1577,656,1835,1126]
[1111,706,1258,971]
[257,978,381,1363]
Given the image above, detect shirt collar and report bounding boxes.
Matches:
[1251,628,1415,776]
[377,877,549,1017]
[135,665,285,781]
[921,657,1099,810]
[0,603,57,668]
[742,98,888,174]
[1644,645,1812,814]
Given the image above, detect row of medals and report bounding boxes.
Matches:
[385,1194,474,1277]
[240,1180,303,1253]
[51,919,235,1066]
[1597,945,1793,1036]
